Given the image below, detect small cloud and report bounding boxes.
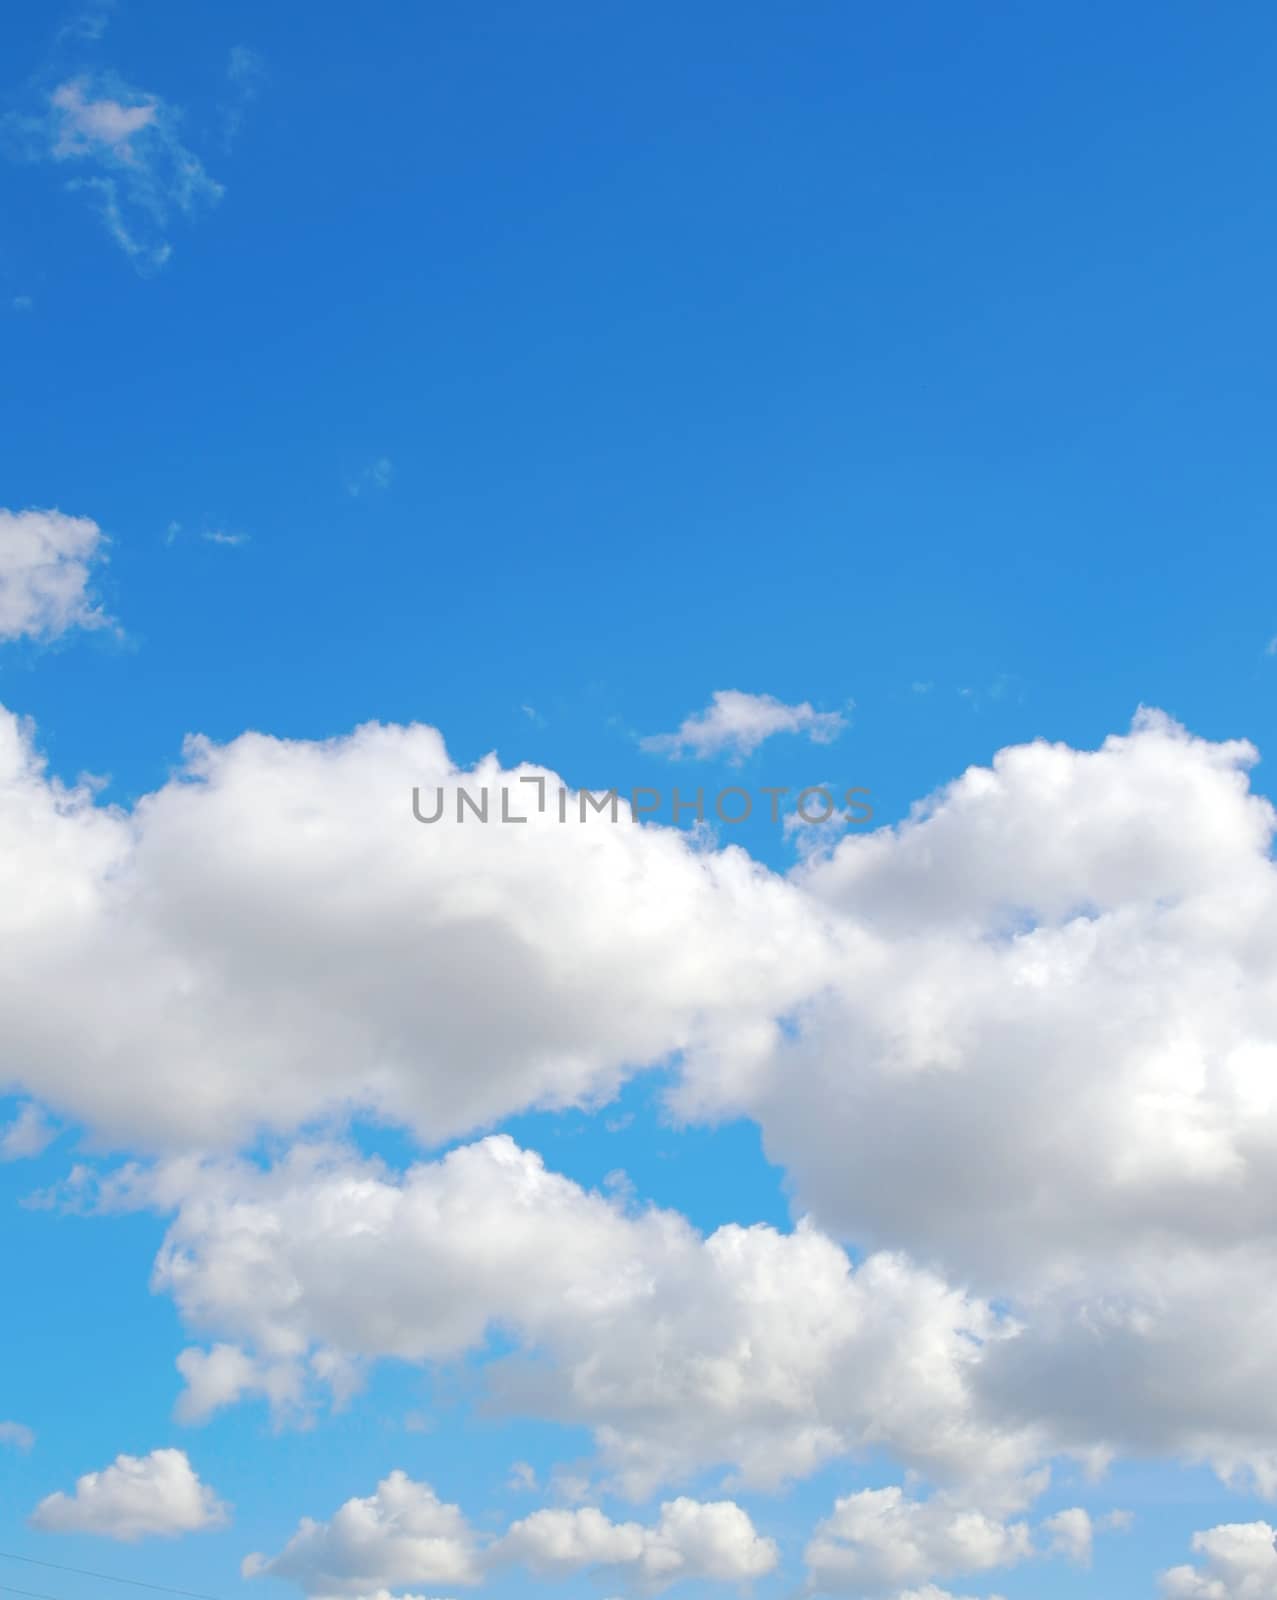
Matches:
[0,1103,57,1162]
[602,1168,636,1206]
[9,71,223,272]
[957,675,1025,711]
[29,1448,228,1540]
[0,507,114,641]
[548,1468,593,1505]
[508,1461,537,1492]
[221,47,265,150]
[166,521,249,548]
[0,1421,35,1452]
[346,456,394,497]
[492,1497,778,1586]
[173,1344,303,1425]
[56,1,116,44]
[1043,1507,1094,1566]
[227,46,265,88]
[50,78,156,158]
[642,689,849,763]
[1042,1506,1132,1568]
[1266,636,1277,657]
[11,295,32,313]
[782,779,859,862]
[520,704,546,728]
[911,680,933,694]
[243,1472,478,1593]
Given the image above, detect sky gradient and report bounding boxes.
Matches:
[3,5,1277,1600]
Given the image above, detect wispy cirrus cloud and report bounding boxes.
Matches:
[221,47,265,151]
[346,456,394,497]
[55,1,116,46]
[9,69,223,272]
[165,520,250,549]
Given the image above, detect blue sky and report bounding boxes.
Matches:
[3,3,1277,1599]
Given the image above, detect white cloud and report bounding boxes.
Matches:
[492,1498,778,1588]
[1040,1505,1129,1567]
[0,509,111,641]
[674,711,1277,1489]
[1042,1507,1093,1565]
[0,1102,56,1160]
[13,706,1277,1498]
[164,521,250,548]
[25,72,223,271]
[1040,1506,1129,1566]
[122,1136,1029,1498]
[51,79,156,157]
[803,1485,1033,1595]
[243,1471,480,1596]
[30,1447,227,1540]
[0,1421,35,1450]
[246,1474,773,1598]
[641,690,848,761]
[173,1343,304,1424]
[1162,1522,1277,1597]
[886,1590,1007,1600]
[0,706,833,1151]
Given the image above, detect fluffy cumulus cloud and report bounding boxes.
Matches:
[0,509,111,641]
[641,689,848,760]
[20,72,222,270]
[245,1474,773,1598]
[674,711,1277,1492]
[1161,1522,1277,1597]
[14,705,1277,1512]
[1041,1507,1093,1565]
[803,1489,1130,1595]
[803,1485,1033,1595]
[30,1447,227,1540]
[681,709,1277,1282]
[0,706,835,1150]
[492,1497,777,1588]
[244,1471,480,1596]
[116,1135,1030,1498]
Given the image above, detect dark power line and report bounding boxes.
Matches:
[0,1554,222,1600]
